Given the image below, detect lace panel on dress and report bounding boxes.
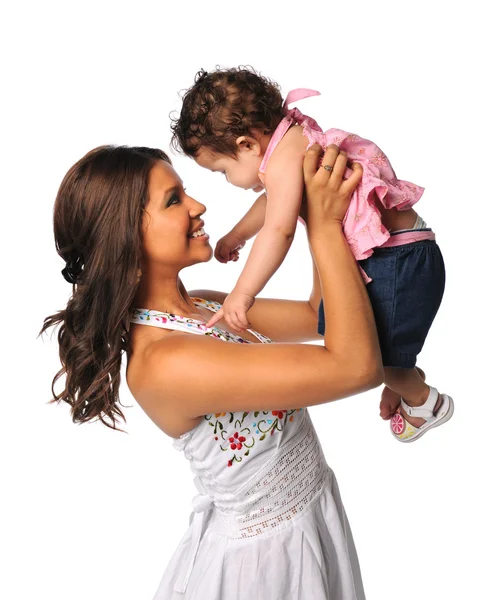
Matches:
[217,420,327,539]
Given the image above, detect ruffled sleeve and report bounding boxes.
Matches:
[323,129,425,262]
[328,129,424,210]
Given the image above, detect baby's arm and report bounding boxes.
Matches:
[206,129,306,330]
[215,193,267,263]
[231,192,267,241]
[233,138,305,298]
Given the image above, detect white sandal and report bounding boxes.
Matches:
[390,386,454,443]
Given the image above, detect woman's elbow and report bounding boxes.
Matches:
[345,354,384,392]
[332,353,384,395]
[360,360,384,391]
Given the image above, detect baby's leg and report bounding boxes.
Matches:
[380,367,425,420]
[384,366,443,428]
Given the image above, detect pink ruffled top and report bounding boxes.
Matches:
[260,89,428,266]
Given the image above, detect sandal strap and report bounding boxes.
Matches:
[400,387,438,420]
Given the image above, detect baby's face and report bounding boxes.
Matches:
[195,147,264,192]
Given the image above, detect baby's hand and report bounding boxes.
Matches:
[205,290,255,332]
[215,231,246,263]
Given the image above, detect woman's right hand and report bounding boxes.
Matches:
[303,144,362,231]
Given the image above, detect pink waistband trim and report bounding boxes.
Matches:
[379,230,435,248]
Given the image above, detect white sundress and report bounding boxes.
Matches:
[130,298,366,600]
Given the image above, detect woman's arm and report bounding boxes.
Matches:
[188,238,322,343]
[143,146,383,421]
[189,195,323,343]
[188,290,320,343]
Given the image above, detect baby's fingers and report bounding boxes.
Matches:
[206,307,224,328]
[215,243,228,263]
[231,311,250,332]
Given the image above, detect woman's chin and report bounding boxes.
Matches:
[192,243,214,264]
[182,238,214,267]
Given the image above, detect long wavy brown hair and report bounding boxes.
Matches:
[40,145,171,431]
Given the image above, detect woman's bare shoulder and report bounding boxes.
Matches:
[127,331,203,438]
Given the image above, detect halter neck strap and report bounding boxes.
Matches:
[283,88,321,110]
[130,298,271,345]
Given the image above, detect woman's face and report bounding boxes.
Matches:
[142,160,213,272]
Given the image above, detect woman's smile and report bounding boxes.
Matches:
[188,222,210,241]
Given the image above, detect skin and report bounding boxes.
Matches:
[380,368,426,420]
[195,126,422,331]
[195,126,443,429]
[194,133,270,192]
[195,128,308,332]
[127,145,384,439]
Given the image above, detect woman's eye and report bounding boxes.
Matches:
[167,194,180,207]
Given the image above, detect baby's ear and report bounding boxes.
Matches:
[235,135,261,155]
[235,135,250,150]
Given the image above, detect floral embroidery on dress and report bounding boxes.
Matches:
[206,408,302,467]
[131,297,301,465]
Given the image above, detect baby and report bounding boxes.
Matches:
[171,66,454,443]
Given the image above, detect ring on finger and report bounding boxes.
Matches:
[321,164,334,172]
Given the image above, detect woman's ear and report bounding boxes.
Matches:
[235,135,262,156]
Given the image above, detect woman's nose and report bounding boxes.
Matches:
[187,194,206,217]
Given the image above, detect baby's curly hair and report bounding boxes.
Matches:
[171,66,285,158]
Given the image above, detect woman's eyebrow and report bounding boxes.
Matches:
[162,176,185,195]
[163,184,180,198]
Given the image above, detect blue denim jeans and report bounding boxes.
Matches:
[318,239,446,368]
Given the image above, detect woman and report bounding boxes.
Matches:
[42,143,383,599]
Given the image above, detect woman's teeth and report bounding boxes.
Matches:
[190,228,205,238]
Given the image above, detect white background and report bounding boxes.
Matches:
[1,1,494,599]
